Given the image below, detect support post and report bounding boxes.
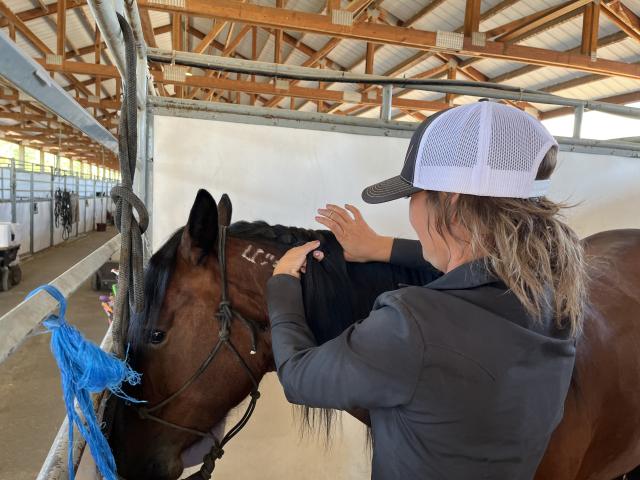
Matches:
[380,84,393,122]
[29,170,34,253]
[10,157,16,224]
[75,174,79,237]
[573,104,584,139]
[50,167,54,247]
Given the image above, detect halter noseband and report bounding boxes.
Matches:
[132,225,266,480]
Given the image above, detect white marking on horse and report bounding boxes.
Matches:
[241,244,278,268]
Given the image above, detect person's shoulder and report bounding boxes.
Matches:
[374,285,444,317]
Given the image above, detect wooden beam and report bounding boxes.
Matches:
[0,0,86,28]
[137,0,640,79]
[251,25,257,105]
[399,0,447,27]
[275,0,284,64]
[151,70,450,111]
[193,20,228,54]
[0,1,93,98]
[0,112,49,122]
[56,0,66,57]
[490,30,628,84]
[172,13,184,97]
[602,0,640,44]
[36,58,119,77]
[139,7,158,48]
[446,65,456,105]
[581,1,600,58]
[496,0,592,42]
[365,41,375,74]
[463,0,480,37]
[263,1,375,108]
[306,0,540,113]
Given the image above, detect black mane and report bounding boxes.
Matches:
[129,220,441,354]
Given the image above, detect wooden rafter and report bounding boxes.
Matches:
[490,30,628,85]
[602,0,640,44]
[262,0,377,108]
[398,0,447,27]
[492,0,592,43]
[137,0,640,79]
[139,7,158,48]
[321,0,541,115]
[0,0,85,28]
[0,0,93,99]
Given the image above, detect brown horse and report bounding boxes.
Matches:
[109,190,640,480]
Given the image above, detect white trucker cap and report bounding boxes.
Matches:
[362,101,558,203]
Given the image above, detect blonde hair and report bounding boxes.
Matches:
[425,149,587,336]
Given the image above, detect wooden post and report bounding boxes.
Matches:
[446,66,457,105]
[57,0,66,58]
[251,25,257,105]
[365,42,375,75]
[464,0,481,37]
[581,1,600,59]
[172,13,183,97]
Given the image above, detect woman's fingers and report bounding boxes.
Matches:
[345,204,363,222]
[325,204,353,224]
[315,216,344,238]
[317,208,348,230]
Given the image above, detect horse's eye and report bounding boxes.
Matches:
[150,330,165,344]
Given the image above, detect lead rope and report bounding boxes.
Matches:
[111,13,149,358]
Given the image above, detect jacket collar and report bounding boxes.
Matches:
[425,258,501,290]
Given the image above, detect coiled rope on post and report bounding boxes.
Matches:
[111,13,149,358]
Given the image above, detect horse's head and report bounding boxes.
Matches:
[109,189,274,480]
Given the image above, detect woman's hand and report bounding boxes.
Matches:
[316,204,393,263]
[273,241,324,279]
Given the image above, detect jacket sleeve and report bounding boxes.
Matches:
[267,274,424,410]
[390,238,432,269]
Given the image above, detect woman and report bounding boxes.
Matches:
[266,101,587,479]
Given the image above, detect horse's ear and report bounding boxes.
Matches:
[180,189,218,264]
[218,193,233,227]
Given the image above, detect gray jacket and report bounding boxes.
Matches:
[267,239,575,480]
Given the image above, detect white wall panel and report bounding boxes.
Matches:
[33,201,51,253]
[154,116,640,248]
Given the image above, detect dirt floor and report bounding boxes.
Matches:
[0,227,117,480]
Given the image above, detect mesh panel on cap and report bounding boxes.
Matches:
[412,102,558,198]
[488,103,547,172]
[419,104,481,169]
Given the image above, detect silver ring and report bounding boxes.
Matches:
[328,212,333,219]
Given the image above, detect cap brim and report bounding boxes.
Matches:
[361,175,422,204]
